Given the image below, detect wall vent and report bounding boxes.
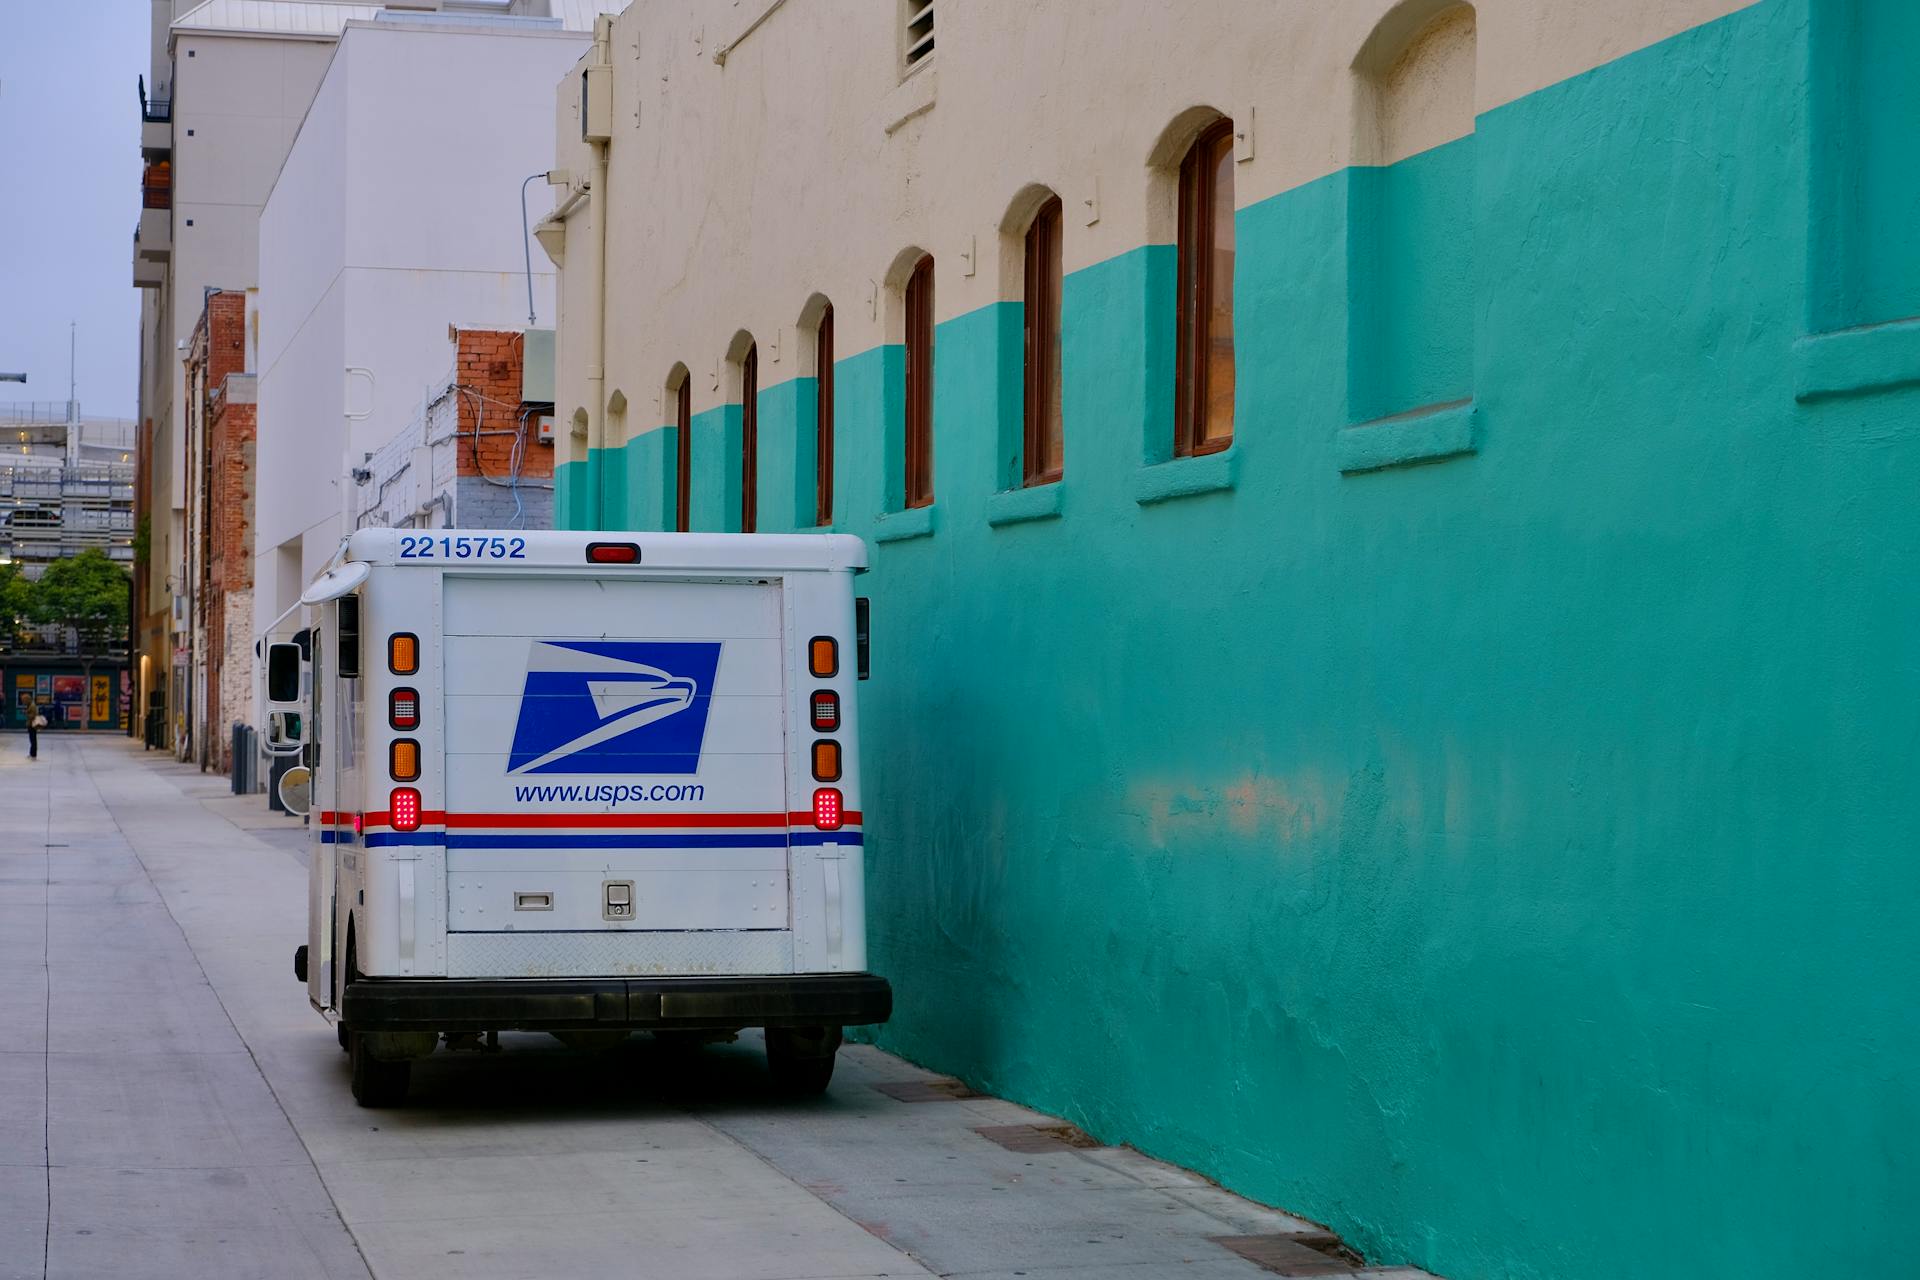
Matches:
[902,0,934,72]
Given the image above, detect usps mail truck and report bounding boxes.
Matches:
[269,529,889,1106]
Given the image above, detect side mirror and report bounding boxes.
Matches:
[855,597,870,680]
[277,764,313,816]
[266,710,304,757]
[337,595,361,678]
[267,642,302,705]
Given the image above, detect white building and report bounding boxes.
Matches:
[134,0,374,753]
[252,9,604,682]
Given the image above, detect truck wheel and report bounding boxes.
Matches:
[349,1032,410,1108]
[765,1026,841,1096]
[337,1023,350,1052]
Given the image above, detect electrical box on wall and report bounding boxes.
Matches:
[535,414,555,444]
[581,64,612,141]
[521,328,555,402]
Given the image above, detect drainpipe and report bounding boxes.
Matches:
[581,15,614,529]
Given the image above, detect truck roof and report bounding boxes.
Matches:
[344,528,869,573]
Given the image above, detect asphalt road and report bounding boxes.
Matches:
[0,732,1424,1280]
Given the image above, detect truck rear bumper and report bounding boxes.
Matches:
[339,972,891,1034]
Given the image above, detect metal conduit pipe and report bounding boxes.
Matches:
[582,14,614,529]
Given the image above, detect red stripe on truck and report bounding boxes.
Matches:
[346,810,864,831]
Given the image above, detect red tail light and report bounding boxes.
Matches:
[586,541,640,563]
[390,787,422,832]
[810,691,839,732]
[812,787,843,831]
[389,688,419,731]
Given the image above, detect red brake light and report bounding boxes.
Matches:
[586,542,640,564]
[812,787,843,831]
[390,787,422,832]
[389,688,419,731]
[810,691,839,732]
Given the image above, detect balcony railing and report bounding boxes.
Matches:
[142,162,172,210]
[138,75,171,123]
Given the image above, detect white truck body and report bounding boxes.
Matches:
[275,528,888,1104]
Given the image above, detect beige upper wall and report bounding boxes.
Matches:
[160,32,339,514]
[547,0,1754,444]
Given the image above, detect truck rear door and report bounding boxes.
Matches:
[440,574,789,943]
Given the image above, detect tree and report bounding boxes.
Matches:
[29,550,130,655]
[0,560,33,650]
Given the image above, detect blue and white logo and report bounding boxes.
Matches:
[507,641,721,775]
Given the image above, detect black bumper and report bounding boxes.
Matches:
[340,972,891,1034]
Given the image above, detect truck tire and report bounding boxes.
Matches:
[765,1026,841,1096]
[349,1032,410,1107]
[342,925,407,1105]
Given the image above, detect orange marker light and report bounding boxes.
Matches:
[388,632,419,675]
[811,739,842,783]
[390,738,420,782]
[808,636,837,678]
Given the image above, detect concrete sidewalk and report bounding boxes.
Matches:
[0,733,1432,1280]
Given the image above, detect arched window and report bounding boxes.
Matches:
[1350,2,1475,424]
[672,370,691,532]
[1023,196,1064,485]
[567,409,588,530]
[815,303,834,525]
[739,341,758,533]
[605,390,628,528]
[1175,118,1235,456]
[904,254,935,508]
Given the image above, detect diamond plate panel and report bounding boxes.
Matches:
[447,930,794,978]
[873,1078,980,1102]
[971,1124,1101,1153]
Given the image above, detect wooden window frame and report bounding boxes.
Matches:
[674,376,691,532]
[903,254,935,509]
[815,304,834,526]
[1174,118,1236,457]
[740,343,758,533]
[1022,195,1065,487]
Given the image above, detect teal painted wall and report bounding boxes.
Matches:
[1348,136,1474,422]
[1808,0,1920,331]
[562,5,1917,1276]
[553,459,576,529]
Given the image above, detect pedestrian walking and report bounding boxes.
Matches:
[25,696,45,759]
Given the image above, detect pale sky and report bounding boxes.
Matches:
[0,0,150,420]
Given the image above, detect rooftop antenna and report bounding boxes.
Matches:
[68,321,79,463]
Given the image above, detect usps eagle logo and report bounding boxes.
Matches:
[506,641,721,775]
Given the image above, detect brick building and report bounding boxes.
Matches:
[182,289,255,772]
[452,328,555,528]
[352,326,554,533]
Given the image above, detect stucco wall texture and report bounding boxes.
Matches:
[547,2,1917,1278]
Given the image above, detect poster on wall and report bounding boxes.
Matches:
[13,674,32,690]
[64,704,86,724]
[91,676,111,724]
[36,675,52,699]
